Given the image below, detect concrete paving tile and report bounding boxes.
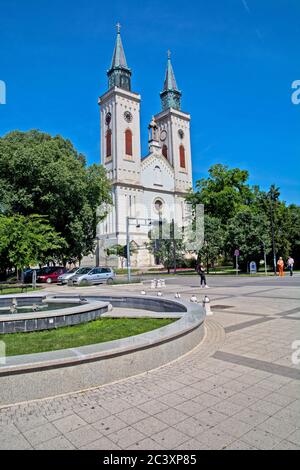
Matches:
[285,430,300,446]
[241,428,282,450]
[76,406,111,423]
[264,392,297,407]
[257,416,298,439]
[233,408,269,426]
[211,400,244,417]
[23,422,61,446]
[194,428,235,450]
[116,408,149,425]
[156,408,189,426]
[126,437,164,450]
[174,400,208,416]
[273,439,300,450]
[224,440,258,450]
[173,416,212,437]
[151,427,189,449]
[247,399,283,416]
[80,436,121,450]
[217,416,254,438]
[65,424,103,447]
[14,415,48,433]
[52,414,87,434]
[158,393,187,407]
[108,426,146,448]
[0,434,32,450]
[34,435,75,450]
[92,415,127,435]
[195,408,227,426]
[137,400,169,415]
[133,416,168,435]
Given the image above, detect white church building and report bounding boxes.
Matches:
[96,25,193,268]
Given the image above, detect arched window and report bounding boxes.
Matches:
[162,144,168,159]
[154,166,162,186]
[106,129,112,158]
[179,145,186,168]
[125,129,133,156]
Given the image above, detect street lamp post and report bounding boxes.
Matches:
[126,216,152,283]
[261,240,268,276]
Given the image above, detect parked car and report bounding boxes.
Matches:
[23,268,42,284]
[71,267,116,286]
[57,267,93,285]
[37,267,67,284]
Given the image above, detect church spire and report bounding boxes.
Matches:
[107,23,131,91]
[160,50,181,111]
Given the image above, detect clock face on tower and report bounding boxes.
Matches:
[124,111,133,123]
[160,130,167,141]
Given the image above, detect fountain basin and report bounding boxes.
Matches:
[0,295,110,334]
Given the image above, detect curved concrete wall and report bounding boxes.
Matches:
[0,296,205,405]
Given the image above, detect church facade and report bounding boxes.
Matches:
[96,26,193,268]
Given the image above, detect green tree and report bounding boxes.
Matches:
[288,204,300,264]
[0,130,111,263]
[147,221,185,273]
[187,164,254,225]
[105,243,137,268]
[197,216,225,273]
[226,208,271,272]
[0,214,66,278]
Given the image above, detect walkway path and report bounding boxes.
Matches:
[0,278,299,450]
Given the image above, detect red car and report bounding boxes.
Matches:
[37,267,67,284]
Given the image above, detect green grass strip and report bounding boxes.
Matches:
[1,317,175,356]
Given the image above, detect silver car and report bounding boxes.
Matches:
[58,267,93,285]
[71,267,116,286]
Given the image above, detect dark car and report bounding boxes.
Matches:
[37,267,67,284]
[23,268,42,284]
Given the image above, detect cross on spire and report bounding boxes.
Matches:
[116,22,121,33]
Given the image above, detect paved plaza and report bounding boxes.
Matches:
[0,275,300,450]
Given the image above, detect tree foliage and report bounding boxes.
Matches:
[0,214,66,274]
[147,221,185,273]
[0,130,111,264]
[187,164,299,271]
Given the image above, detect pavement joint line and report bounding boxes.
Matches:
[213,310,268,317]
[212,351,300,380]
[224,317,275,333]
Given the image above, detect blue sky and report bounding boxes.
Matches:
[0,0,299,204]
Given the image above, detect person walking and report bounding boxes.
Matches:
[277,257,285,277]
[196,262,209,288]
[287,256,294,276]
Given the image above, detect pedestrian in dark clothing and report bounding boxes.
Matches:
[287,256,294,276]
[196,263,209,288]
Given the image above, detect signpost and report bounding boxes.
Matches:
[234,249,239,276]
[249,261,257,275]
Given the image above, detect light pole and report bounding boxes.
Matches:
[126,216,131,282]
[261,240,268,276]
[126,216,152,283]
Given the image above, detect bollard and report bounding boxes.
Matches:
[190,294,198,303]
[202,295,212,315]
[157,291,162,296]
[151,280,156,289]
[175,292,181,298]
[160,279,166,288]
[141,290,146,295]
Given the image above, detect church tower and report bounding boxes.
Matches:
[97,24,142,262]
[98,23,141,186]
[155,51,192,193]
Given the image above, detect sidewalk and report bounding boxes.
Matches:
[0,280,299,450]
